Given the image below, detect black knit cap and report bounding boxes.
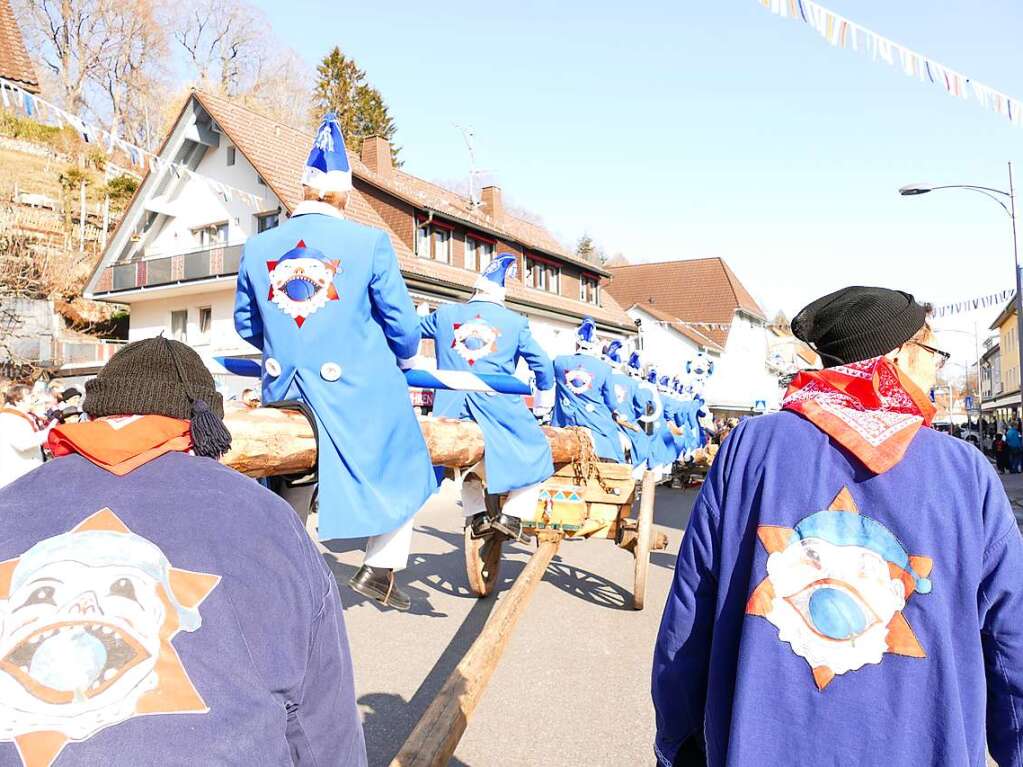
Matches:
[85,337,223,419]
[791,286,928,367]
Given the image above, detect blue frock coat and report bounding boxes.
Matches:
[552,354,626,463]
[610,371,649,468]
[235,208,437,540]
[420,299,554,495]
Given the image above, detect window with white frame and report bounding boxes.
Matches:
[416,221,452,263]
[525,256,560,294]
[196,306,213,343]
[170,310,188,342]
[193,222,228,248]
[465,235,495,272]
[256,211,279,233]
[580,274,600,305]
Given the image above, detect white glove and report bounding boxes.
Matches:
[397,355,419,371]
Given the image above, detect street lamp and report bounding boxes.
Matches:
[899,162,1023,421]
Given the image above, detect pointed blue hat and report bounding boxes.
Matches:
[577,317,598,350]
[603,340,624,365]
[302,113,352,194]
[645,367,658,384]
[474,252,517,299]
[627,351,643,372]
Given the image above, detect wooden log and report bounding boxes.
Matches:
[390,535,561,767]
[221,406,593,477]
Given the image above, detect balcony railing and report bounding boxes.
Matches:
[57,339,126,367]
[96,244,243,294]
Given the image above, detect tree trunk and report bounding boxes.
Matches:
[221,408,593,476]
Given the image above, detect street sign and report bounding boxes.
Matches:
[965,395,974,411]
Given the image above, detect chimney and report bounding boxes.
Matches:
[361,136,393,175]
[480,185,503,220]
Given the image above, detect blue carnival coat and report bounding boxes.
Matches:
[652,411,1023,767]
[651,394,682,467]
[420,299,554,495]
[610,371,649,468]
[634,381,662,468]
[552,354,625,463]
[235,208,436,540]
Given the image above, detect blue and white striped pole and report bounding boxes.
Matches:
[216,357,531,396]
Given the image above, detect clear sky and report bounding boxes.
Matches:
[249,0,1022,363]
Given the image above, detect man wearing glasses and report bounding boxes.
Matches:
[652,286,1022,767]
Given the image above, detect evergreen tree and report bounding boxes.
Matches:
[575,234,595,262]
[312,47,400,165]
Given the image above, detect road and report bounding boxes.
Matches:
[318,481,695,767]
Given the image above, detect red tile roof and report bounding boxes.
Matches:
[605,257,766,346]
[187,92,633,330]
[0,0,38,93]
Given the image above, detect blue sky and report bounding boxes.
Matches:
[250,0,1022,360]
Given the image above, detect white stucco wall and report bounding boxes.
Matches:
[704,313,781,411]
[144,138,281,259]
[628,307,705,373]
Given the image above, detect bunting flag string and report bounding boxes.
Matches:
[0,77,269,210]
[930,288,1014,318]
[759,0,1023,127]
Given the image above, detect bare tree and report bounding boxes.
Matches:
[239,49,313,129]
[172,0,268,95]
[14,0,119,112]
[98,0,170,147]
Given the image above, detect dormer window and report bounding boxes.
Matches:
[525,254,560,295]
[580,274,600,305]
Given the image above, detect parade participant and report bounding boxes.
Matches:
[640,366,669,478]
[419,254,554,542]
[650,375,682,478]
[0,338,367,766]
[604,341,648,476]
[235,112,436,612]
[625,352,657,479]
[552,318,625,463]
[652,286,1023,767]
[0,384,56,489]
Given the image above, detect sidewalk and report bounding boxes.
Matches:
[996,466,1023,527]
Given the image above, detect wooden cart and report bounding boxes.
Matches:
[464,462,663,610]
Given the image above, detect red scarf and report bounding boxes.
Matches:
[782,357,936,474]
[48,415,192,475]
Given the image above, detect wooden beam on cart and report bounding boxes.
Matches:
[221,407,593,475]
[389,533,562,767]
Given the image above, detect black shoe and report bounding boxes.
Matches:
[466,512,494,539]
[348,565,411,611]
[491,513,530,544]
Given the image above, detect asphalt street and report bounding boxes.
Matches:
[317,480,695,767]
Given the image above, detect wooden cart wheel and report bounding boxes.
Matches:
[465,527,504,597]
[632,470,656,610]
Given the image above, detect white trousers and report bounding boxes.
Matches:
[364,516,416,571]
[461,471,541,523]
[278,482,416,571]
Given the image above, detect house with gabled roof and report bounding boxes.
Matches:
[84,91,636,391]
[605,257,781,413]
[0,0,38,95]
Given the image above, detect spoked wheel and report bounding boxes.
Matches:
[464,526,504,597]
[632,469,656,610]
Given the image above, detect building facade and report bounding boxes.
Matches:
[85,92,636,392]
[986,298,1021,422]
[606,258,781,413]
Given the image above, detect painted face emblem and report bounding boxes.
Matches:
[266,241,340,327]
[451,316,500,366]
[746,488,932,691]
[564,367,594,395]
[0,509,220,767]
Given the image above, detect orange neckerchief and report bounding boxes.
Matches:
[48,415,193,476]
[781,356,936,475]
[1,407,37,429]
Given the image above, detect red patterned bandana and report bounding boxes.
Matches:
[782,357,936,475]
